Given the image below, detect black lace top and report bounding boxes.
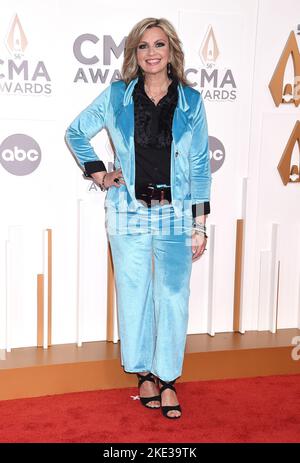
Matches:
[132,74,177,189]
[132,74,178,149]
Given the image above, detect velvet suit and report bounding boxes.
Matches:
[66,77,211,381]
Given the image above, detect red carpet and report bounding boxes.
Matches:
[0,374,299,443]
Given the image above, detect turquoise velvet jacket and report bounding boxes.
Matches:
[66,77,212,218]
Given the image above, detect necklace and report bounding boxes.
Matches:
[144,80,171,104]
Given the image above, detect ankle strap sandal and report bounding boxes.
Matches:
[137,373,160,409]
[159,379,182,419]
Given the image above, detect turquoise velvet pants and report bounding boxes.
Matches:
[106,203,193,382]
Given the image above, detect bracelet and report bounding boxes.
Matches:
[193,221,206,231]
[194,224,206,231]
[99,173,108,191]
[192,221,208,239]
[193,229,208,239]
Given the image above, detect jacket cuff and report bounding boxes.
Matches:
[83,161,107,177]
[192,202,210,218]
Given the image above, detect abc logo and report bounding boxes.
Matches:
[209,136,225,173]
[0,134,41,175]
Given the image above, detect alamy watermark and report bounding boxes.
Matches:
[103,194,199,238]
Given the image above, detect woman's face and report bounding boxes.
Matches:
[136,26,170,78]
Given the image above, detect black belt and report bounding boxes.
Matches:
[135,183,172,207]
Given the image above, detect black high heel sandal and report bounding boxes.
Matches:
[159,379,182,419]
[137,372,161,409]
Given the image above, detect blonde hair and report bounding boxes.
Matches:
[121,17,190,86]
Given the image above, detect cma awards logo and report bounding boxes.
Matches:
[269,30,300,107]
[277,121,300,185]
[186,25,237,102]
[73,34,126,84]
[0,134,41,175]
[0,14,51,95]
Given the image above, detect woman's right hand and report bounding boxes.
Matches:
[104,168,126,189]
[91,168,126,189]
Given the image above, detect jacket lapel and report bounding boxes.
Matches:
[115,104,134,152]
[172,107,190,146]
[115,77,137,151]
[172,81,190,146]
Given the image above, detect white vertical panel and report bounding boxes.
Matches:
[202,242,210,334]
[76,199,84,347]
[188,226,210,334]
[257,249,271,330]
[43,229,49,349]
[80,197,108,342]
[113,291,119,344]
[5,240,11,353]
[207,224,216,336]
[269,223,279,333]
[298,272,300,329]
[0,237,6,350]
[298,224,300,329]
[3,225,39,348]
[238,177,248,334]
[6,226,23,350]
[241,177,248,219]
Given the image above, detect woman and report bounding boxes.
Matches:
[66,17,211,419]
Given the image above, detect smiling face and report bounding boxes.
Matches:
[136,26,170,78]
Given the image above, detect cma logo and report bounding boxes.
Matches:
[73,35,125,83]
[74,35,125,65]
[209,136,225,173]
[277,120,300,184]
[291,336,300,361]
[269,31,300,107]
[0,134,41,175]
[6,14,27,59]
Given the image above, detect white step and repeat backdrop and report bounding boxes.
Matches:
[0,0,299,348]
